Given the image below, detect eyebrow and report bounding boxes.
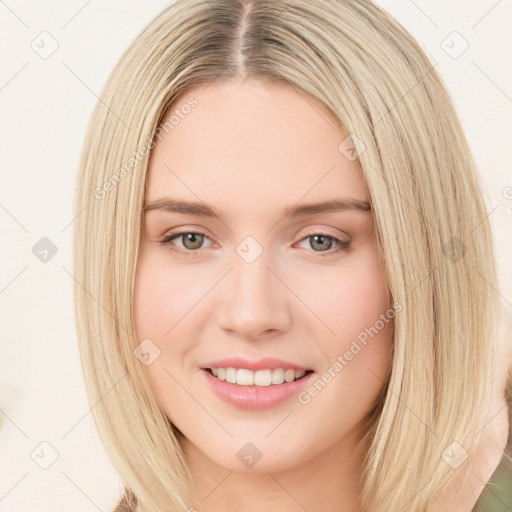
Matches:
[143,197,371,220]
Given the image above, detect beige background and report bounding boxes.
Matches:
[0,1,511,511]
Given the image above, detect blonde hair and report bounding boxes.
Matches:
[72,1,502,510]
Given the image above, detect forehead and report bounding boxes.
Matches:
[145,78,369,217]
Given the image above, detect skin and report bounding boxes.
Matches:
[133,77,392,511]
[132,77,509,511]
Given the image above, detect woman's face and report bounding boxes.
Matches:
[134,78,394,473]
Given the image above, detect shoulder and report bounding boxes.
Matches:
[112,487,138,512]
[471,315,512,511]
[112,497,134,512]
[471,449,512,511]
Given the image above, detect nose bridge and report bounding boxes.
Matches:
[217,244,291,338]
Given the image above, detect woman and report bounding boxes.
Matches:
[72,1,512,511]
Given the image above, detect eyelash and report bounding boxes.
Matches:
[158,229,351,258]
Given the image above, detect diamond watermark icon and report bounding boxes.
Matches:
[236,236,263,264]
[31,441,59,469]
[442,237,466,263]
[338,134,366,161]
[32,237,58,263]
[237,442,263,469]
[441,441,468,469]
[441,31,469,59]
[31,31,59,59]
[134,338,161,366]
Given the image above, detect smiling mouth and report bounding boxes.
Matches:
[204,367,314,387]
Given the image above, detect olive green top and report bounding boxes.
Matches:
[471,450,512,512]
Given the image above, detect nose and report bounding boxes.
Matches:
[216,249,292,341]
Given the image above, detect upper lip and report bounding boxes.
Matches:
[201,357,311,372]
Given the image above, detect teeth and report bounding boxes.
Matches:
[254,369,272,386]
[209,367,309,386]
[272,368,285,385]
[237,369,255,386]
[226,367,237,383]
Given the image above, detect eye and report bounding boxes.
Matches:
[158,229,351,258]
[158,231,212,257]
[296,230,351,256]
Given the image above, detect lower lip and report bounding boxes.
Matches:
[201,369,315,410]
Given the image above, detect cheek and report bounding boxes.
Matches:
[134,250,163,332]
[133,249,205,340]
[133,255,194,424]
[299,249,390,341]
[300,248,393,397]
[133,250,209,388]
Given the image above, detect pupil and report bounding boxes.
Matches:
[313,235,331,250]
[184,233,202,249]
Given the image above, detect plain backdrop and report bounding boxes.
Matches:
[1,1,511,511]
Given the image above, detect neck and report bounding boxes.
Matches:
[181,424,367,512]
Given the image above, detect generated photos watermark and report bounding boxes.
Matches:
[297,301,402,405]
[92,96,198,200]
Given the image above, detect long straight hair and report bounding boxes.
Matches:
[72,1,501,510]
